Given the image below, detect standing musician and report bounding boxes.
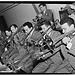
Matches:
[38,3,54,25]
[32,20,62,73]
[0,29,11,62]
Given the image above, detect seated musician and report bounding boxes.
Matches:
[1,29,12,60]
[2,24,21,71]
[14,21,51,73]
[53,17,75,73]
[12,22,33,59]
[21,21,42,50]
[0,29,14,73]
[9,24,19,53]
[11,22,35,73]
[45,17,75,73]
[10,24,19,44]
[0,29,11,64]
[32,20,62,73]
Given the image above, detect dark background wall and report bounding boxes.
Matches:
[0,16,8,32]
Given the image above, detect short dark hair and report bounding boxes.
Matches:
[6,28,11,32]
[5,28,11,35]
[60,17,75,27]
[23,22,33,28]
[10,24,18,29]
[39,3,46,7]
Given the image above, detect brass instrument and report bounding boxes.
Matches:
[53,28,75,45]
[32,28,75,60]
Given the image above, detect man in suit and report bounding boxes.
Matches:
[38,3,54,24]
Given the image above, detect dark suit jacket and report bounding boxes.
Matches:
[41,9,54,22]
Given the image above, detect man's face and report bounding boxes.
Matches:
[6,31,11,36]
[41,24,48,32]
[39,5,46,12]
[61,23,73,33]
[23,26,31,33]
[11,26,17,33]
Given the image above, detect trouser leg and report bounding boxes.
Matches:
[45,60,63,73]
[32,58,53,73]
[21,58,33,73]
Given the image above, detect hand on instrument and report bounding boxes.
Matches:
[62,37,70,44]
